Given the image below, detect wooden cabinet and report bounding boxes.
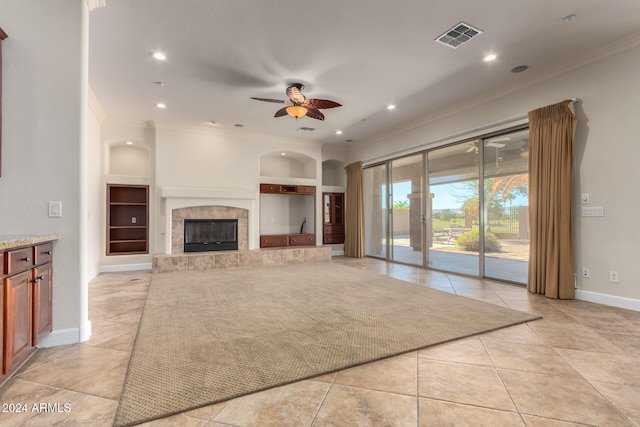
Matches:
[323,192,345,244]
[32,262,52,346]
[107,184,149,255]
[288,234,316,246]
[1,240,54,382]
[259,184,316,195]
[259,183,316,248]
[4,269,33,374]
[260,235,289,248]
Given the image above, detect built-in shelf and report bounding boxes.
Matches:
[106,184,149,255]
[259,183,316,248]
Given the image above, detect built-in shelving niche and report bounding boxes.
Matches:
[260,151,316,179]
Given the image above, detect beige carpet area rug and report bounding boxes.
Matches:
[114,261,539,426]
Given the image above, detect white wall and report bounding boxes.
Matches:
[152,125,324,253]
[0,1,90,342]
[349,43,640,304]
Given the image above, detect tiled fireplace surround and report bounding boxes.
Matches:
[153,198,330,273]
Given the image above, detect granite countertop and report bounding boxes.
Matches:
[0,234,59,251]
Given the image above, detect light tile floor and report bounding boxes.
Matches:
[1,257,639,426]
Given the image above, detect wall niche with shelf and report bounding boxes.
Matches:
[106,184,149,255]
[260,151,316,179]
[259,184,316,248]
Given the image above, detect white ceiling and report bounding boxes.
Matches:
[88,1,640,146]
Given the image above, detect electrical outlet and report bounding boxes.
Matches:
[582,268,591,279]
[609,270,619,283]
[131,217,137,224]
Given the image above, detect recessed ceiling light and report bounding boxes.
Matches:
[387,104,396,110]
[563,14,576,22]
[335,130,343,135]
[345,139,354,143]
[234,124,244,128]
[511,65,529,73]
[208,121,219,126]
[483,54,497,62]
[155,102,166,109]
[153,81,165,86]
[125,141,133,145]
[151,51,166,61]
[281,152,286,156]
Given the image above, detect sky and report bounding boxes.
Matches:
[390,181,528,210]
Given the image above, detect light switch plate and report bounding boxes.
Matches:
[48,201,62,218]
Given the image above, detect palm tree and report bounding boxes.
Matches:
[489,174,528,202]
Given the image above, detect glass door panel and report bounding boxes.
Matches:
[363,164,388,259]
[483,129,529,284]
[427,141,480,275]
[389,154,424,266]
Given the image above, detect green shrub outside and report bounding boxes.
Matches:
[456,229,501,252]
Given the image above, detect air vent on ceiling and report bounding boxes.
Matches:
[435,22,483,49]
[297,127,315,132]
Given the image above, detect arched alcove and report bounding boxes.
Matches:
[107,141,151,177]
[260,151,316,179]
[322,159,346,186]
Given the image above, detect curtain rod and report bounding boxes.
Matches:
[361,97,579,165]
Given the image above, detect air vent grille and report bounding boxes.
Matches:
[435,22,483,49]
[297,127,315,132]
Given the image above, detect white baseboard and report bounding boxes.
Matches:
[37,321,92,348]
[99,263,152,273]
[576,290,640,312]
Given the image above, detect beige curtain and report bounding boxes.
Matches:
[527,100,577,299]
[344,161,366,257]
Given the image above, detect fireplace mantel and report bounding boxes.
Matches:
[161,186,257,201]
[161,186,259,254]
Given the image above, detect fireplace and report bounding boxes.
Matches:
[184,219,238,253]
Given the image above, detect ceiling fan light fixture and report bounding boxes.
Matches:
[286,105,308,118]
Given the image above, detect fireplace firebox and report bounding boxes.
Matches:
[184,219,238,253]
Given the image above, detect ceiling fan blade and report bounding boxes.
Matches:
[274,107,289,118]
[304,99,342,109]
[305,108,325,121]
[250,97,288,104]
[486,142,506,148]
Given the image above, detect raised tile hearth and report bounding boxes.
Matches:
[153,246,331,273]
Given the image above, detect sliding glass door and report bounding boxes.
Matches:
[362,127,529,284]
[363,163,388,259]
[427,141,480,276]
[483,129,529,283]
[389,154,424,265]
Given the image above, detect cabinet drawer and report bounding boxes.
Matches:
[289,234,315,246]
[260,235,289,248]
[323,224,344,235]
[296,186,316,194]
[5,247,34,274]
[260,184,282,194]
[34,242,53,265]
[323,234,345,244]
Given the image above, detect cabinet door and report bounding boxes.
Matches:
[32,263,53,346]
[4,270,32,374]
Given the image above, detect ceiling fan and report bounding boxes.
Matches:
[251,83,342,121]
